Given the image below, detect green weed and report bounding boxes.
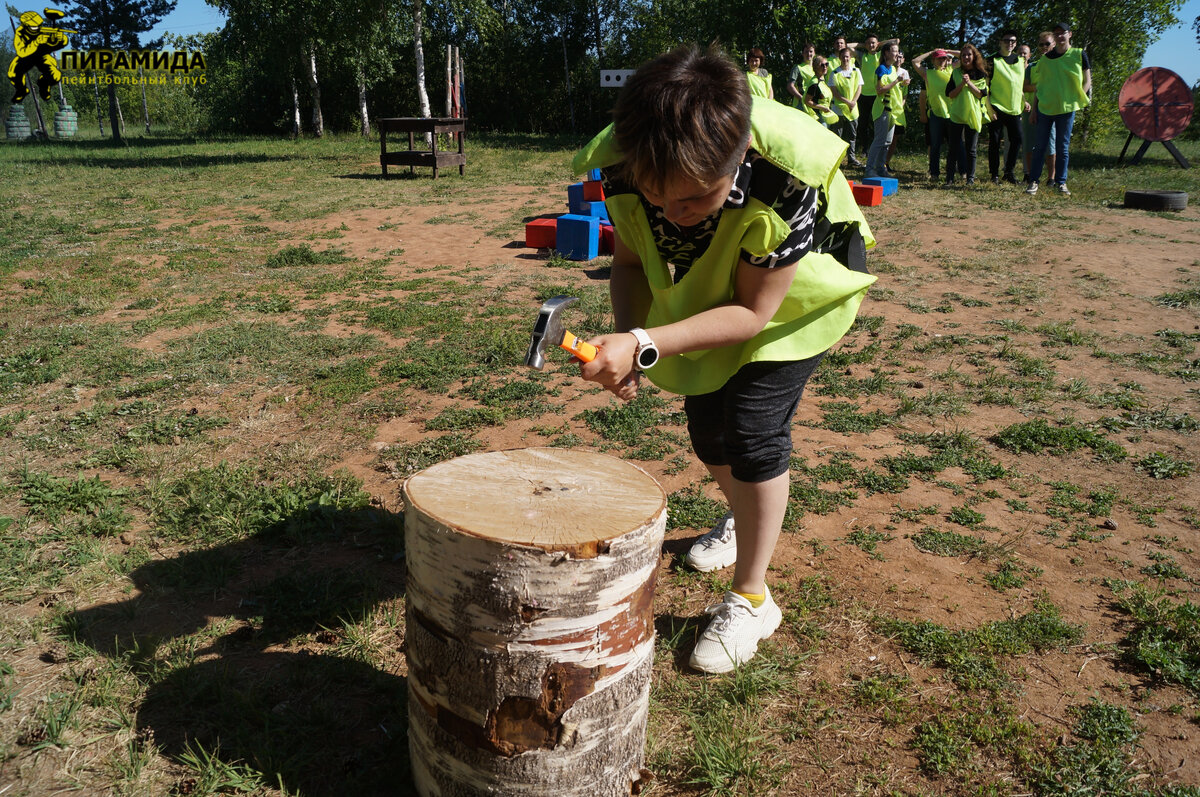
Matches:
[878,599,1084,691]
[845,527,894,560]
[1135,452,1194,480]
[1107,580,1200,695]
[667,486,727,532]
[992,418,1128,462]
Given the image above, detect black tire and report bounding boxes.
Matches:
[1124,189,1189,211]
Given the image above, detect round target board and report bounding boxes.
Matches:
[1119,67,1193,143]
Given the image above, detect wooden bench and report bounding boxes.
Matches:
[378,117,466,179]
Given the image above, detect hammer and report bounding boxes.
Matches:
[524,296,598,370]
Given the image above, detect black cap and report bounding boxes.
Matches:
[1053,21,1071,31]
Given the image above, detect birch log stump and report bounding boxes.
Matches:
[403,448,667,796]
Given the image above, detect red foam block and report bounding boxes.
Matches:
[600,223,614,254]
[852,184,883,207]
[583,181,606,201]
[525,218,557,248]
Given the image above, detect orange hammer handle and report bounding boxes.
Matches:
[559,330,598,363]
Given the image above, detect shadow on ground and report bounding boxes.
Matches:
[61,505,413,796]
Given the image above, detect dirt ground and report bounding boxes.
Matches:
[4,164,1199,795]
[280,186,1200,790]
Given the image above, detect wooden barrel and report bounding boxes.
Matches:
[403,448,667,796]
[53,104,78,138]
[5,106,31,140]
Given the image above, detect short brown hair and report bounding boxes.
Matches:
[611,44,752,196]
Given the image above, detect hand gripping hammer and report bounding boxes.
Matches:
[524,296,598,370]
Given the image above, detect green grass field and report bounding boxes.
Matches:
[1,126,1199,796]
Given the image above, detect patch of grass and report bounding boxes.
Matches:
[910,528,994,558]
[992,418,1128,462]
[17,469,129,525]
[1107,580,1200,695]
[667,486,727,532]
[913,699,1036,776]
[377,433,482,480]
[577,390,686,460]
[813,401,891,434]
[1028,699,1145,797]
[682,706,784,796]
[1154,287,1200,309]
[877,599,1084,691]
[147,463,370,545]
[845,527,894,560]
[985,560,1042,593]
[1097,409,1199,433]
[948,505,986,528]
[264,244,353,269]
[1135,452,1194,480]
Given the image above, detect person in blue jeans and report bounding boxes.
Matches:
[865,42,908,179]
[1025,22,1091,195]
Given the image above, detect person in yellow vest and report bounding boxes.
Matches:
[865,41,909,179]
[572,44,876,673]
[804,57,839,128]
[987,30,1026,184]
[945,43,990,185]
[885,50,911,172]
[787,43,817,107]
[912,48,958,181]
[852,33,900,158]
[828,47,864,167]
[1025,22,1088,195]
[745,48,774,100]
[1021,36,1056,181]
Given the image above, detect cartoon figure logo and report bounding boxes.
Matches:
[8,7,76,102]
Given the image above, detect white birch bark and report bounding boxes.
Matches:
[412,0,432,145]
[290,75,301,137]
[306,46,324,137]
[403,449,665,796]
[357,69,370,137]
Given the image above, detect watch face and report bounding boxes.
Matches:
[637,346,658,369]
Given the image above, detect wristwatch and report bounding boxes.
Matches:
[629,327,659,371]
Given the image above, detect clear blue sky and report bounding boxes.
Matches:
[146,0,1199,85]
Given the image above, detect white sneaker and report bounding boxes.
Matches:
[1025,180,1039,195]
[686,512,736,572]
[689,589,783,673]
[1057,183,1071,195]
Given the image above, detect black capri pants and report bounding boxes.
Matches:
[685,353,826,483]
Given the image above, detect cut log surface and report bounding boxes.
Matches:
[403,448,667,797]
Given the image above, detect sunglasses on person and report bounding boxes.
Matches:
[1002,37,1017,42]
[1039,41,1052,47]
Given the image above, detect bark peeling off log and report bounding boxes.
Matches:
[404,449,665,796]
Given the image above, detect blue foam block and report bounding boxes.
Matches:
[567,182,587,215]
[583,200,609,221]
[588,168,602,181]
[860,177,899,197]
[555,214,600,261]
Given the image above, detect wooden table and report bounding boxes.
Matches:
[378,117,466,179]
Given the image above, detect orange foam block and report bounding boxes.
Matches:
[583,181,606,201]
[852,183,883,206]
[525,217,557,248]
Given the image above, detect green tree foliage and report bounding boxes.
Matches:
[58,0,1179,137]
[64,0,178,142]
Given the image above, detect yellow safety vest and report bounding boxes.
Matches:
[872,65,906,126]
[1032,48,1090,115]
[830,67,862,119]
[949,68,989,132]
[989,54,1026,115]
[924,66,952,119]
[805,80,839,125]
[860,51,881,95]
[571,97,877,395]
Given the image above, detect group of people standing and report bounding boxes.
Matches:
[745,22,1091,194]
